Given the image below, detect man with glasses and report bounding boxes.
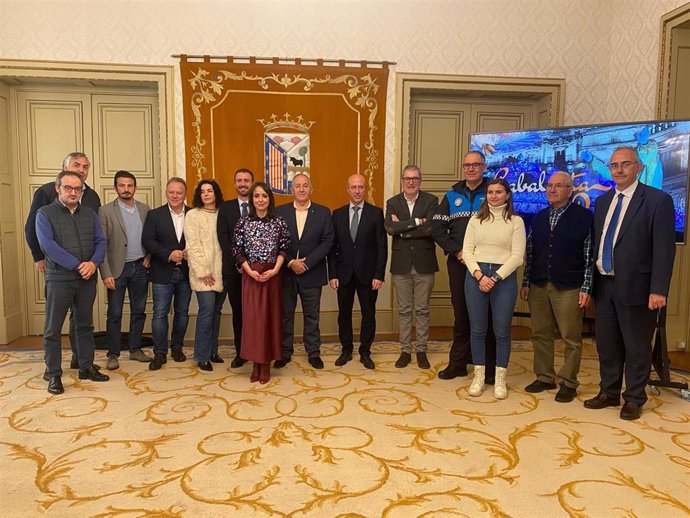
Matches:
[25,152,102,371]
[36,171,110,394]
[432,151,497,382]
[584,146,675,420]
[385,165,439,369]
[520,171,593,403]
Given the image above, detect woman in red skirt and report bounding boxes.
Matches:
[233,182,291,383]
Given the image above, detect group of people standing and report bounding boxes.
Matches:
[28,147,675,420]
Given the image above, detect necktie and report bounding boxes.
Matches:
[602,193,624,273]
[350,206,360,242]
[241,202,248,218]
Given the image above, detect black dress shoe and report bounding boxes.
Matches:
[198,361,213,371]
[360,355,375,370]
[620,401,643,420]
[395,352,411,368]
[416,352,430,370]
[47,376,64,395]
[149,353,167,371]
[274,358,291,369]
[335,352,353,366]
[171,347,186,362]
[584,392,620,409]
[308,356,324,369]
[78,366,110,382]
[70,357,101,371]
[230,356,246,368]
[525,379,558,393]
[210,354,224,363]
[438,364,468,380]
[555,384,577,403]
[43,369,50,381]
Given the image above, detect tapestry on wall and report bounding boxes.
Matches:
[179,56,390,207]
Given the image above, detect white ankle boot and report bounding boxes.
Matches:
[468,365,485,397]
[494,366,508,399]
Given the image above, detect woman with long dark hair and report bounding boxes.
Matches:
[233,182,291,383]
[462,177,525,399]
[184,179,225,371]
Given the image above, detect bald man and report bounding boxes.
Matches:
[329,174,387,369]
[520,171,593,403]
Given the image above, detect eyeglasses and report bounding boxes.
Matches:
[402,177,421,182]
[60,185,83,194]
[546,183,571,190]
[607,161,638,170]
[462,163,485,169]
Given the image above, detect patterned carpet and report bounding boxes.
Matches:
[1,340,689,517]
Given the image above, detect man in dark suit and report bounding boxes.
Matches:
[329,174,388,369]
[584,146,675,420]
[276,173,334,369]
[217,168,254,368]
[142,177,192,371]
[25,152,102,371]
[385,165,439,369]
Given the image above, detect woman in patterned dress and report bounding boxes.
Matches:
[233,182,291,383]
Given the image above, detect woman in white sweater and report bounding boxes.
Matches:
[184,179,225,371]
[462,178,526,399]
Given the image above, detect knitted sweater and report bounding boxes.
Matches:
[462,204,526,280]
[184,208,223,292]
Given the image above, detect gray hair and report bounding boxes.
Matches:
[62,152,89,169]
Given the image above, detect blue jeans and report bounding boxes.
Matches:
[151,269,192,355]
[464,262,517,368]
[194,290,225,363]
[106,260,148,357]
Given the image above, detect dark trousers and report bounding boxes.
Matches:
[281,276,323,359]
[223,272,243,356]
[151,269,191,355]
[594,275,656,406]
[447,255,496,372]
[337,276,378,357]
[44,277,97,376]
[105,259,148,357]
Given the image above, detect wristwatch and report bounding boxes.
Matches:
[491,273,502,282]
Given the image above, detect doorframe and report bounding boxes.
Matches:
[656,3,690,119]
[0,59,176,340]
[394,72,565,182]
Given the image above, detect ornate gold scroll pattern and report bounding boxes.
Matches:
[91,506,184,517]
[8,396,112,439]
[553,469,690,517]
[381,489,512,518]
[187,67,382,192]
[2,435,182,510]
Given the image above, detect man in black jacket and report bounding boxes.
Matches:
[329,174,387,369]
[142,177,191,371]
[431,151,497,383]
[25,152,101,370]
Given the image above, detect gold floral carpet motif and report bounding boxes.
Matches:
[1,340,689,517]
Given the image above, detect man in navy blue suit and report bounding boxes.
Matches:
[276,173,334,369]
[584,146,675,420]
[329,174,387,369]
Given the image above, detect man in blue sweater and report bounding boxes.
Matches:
[36,171,110,394]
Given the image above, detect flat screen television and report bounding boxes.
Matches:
[469,120,690,243]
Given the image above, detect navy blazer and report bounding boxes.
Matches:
[593,182,675,305]
[277,202,334,288]
[329,201,387,285]
[141,204,190,284]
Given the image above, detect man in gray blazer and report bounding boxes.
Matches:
[385,165,439,369]
[98,171,152,369]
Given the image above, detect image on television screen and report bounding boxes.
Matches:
[470,120,690,243]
